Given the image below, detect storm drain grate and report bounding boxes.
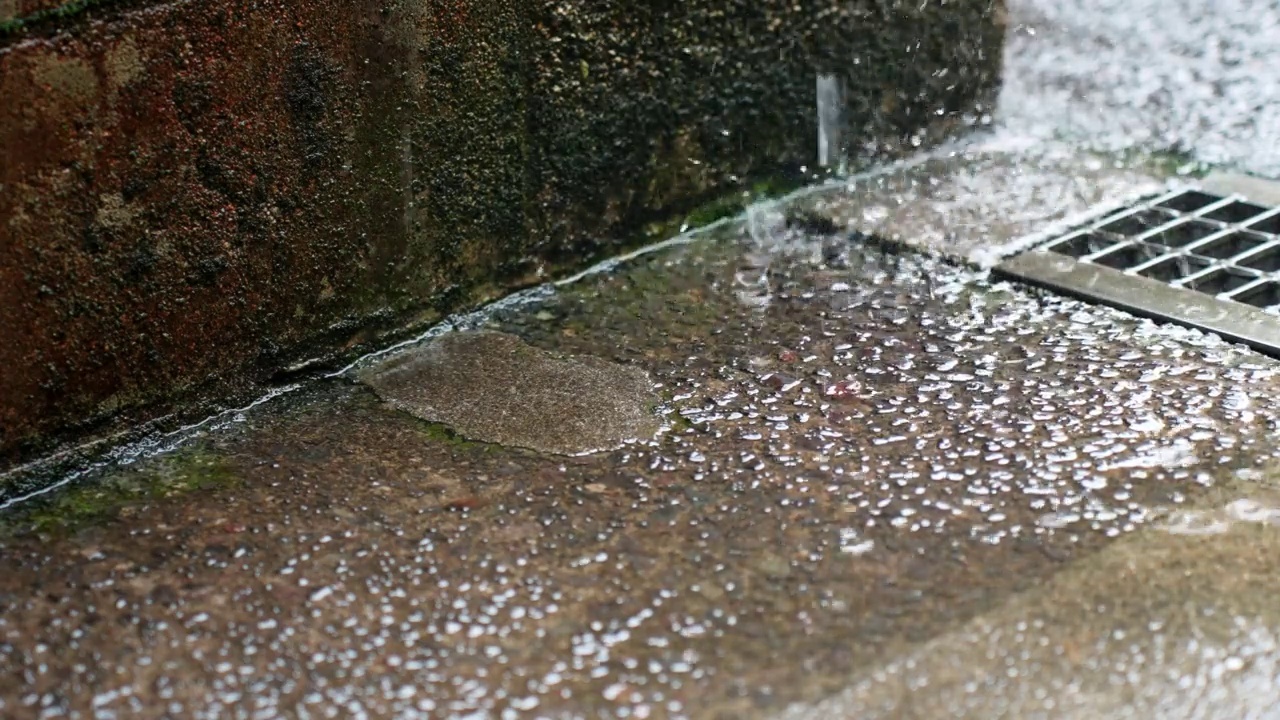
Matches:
[996,188,1280,354]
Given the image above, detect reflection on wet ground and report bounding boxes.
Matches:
[5,220,1280,718]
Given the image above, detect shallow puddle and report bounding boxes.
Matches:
[6,220,1280,717]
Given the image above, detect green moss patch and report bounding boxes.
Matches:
[1,444,240,537]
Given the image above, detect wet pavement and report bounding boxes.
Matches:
[1000,0,1280,178]
[778,475,1280,720]
[785,140,1165,265]
[8,0,1280,717]
[6,224,1280,718]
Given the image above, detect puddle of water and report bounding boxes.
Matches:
[6,213,1280,717]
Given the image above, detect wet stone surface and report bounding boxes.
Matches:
[788,141,1164,265]
[779,475,1280,719]
[4,226,1280,718]
[1001,0,1280,178]
[358,331,658,456]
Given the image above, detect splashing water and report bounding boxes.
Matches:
[816,73,847,173]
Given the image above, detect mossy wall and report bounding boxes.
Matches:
[0,0,1005,470]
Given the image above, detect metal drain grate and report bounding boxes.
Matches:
[997,187,1280,354]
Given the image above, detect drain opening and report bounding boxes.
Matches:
[996,187,1280,355]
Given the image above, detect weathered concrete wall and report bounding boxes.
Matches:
[0,0,1005,468]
